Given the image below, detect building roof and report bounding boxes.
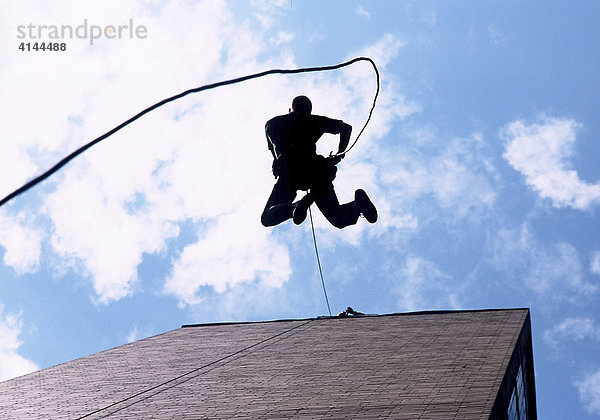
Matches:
[0,308,533,419]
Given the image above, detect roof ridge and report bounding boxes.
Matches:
[180,307,530,329]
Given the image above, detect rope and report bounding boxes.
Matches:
[309,207,332,317]
[338,57,379,156]
[0,57,379,209]
[76,319,314,419]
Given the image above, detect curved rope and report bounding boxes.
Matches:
[338,57,379,156]
[0,56,379,209]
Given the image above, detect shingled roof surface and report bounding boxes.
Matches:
[0,309,529,419]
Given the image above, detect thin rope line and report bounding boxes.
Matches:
[0,57,379,209]
[309,207,332,317]
[76,319,314,419]
[337,56,379,156]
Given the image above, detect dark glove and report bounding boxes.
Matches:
[326,153,345,166]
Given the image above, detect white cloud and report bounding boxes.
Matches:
[165,211,292,305]
[250,0,287,29]
[0,145,38,205]
[379,131,498,225]
[491,224,598,302]
[271,31,294,46]
[543,318,600,348]
[0,212,42,274]
[575,368,600,416]
[1,0,275,303]
[186,277,317,323]
[0,305,38,381]
[428,133,498,216]
[44,167,180,303]
[502,116,600,210]
[487,23,505,45]
[124,323,157,344]
[0,1,415,308]
[355,6,371,19]
[393,256,461,312]
[592,251,600,275]
[126,324,140,343]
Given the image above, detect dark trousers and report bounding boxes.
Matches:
[261,171,360,229]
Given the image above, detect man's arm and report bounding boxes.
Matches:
[265,119,279,160]
[337,122,352,155]
[316,116,352,155]
[265,119,282,178]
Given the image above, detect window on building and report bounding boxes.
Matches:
[507,364,528,420]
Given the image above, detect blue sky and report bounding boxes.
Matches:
[1,0,599,417]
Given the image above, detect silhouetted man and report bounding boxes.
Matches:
[261,95,377,229]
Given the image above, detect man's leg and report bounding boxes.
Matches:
[261,177,297,227]
[313,183,378,229]
[313,183,361,229]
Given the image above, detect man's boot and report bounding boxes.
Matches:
[354,189,378,223]
[292,193,314,225]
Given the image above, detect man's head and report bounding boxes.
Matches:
[291,95,312,114]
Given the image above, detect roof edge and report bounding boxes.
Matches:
[181,307,530,329]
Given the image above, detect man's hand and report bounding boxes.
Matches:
[326,152,345,165]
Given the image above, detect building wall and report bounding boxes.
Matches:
[490,311,537,419]
[0,309,536,419]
